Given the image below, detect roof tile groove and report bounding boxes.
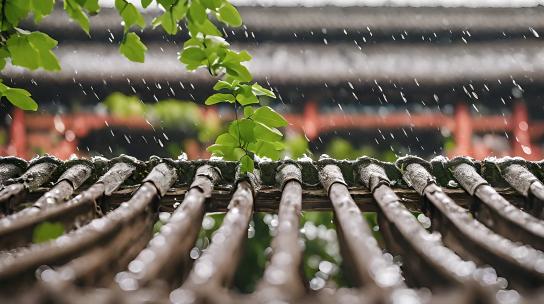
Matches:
[256,165,304,301]
[320,163,407,300]
[359,164,497,299]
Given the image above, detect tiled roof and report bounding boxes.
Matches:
[7,41,544,86]
[29,6,544,35]
[8,6,544,87]
[230,0,544,7]
[1,154,544,302]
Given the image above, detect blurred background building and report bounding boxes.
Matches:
[2,0,544,161]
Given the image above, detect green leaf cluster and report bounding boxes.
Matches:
[179,35,252,82]
[152,0,188,35]
[206,80,275,106]
[160,0,285,173]
[208,103,287,173]
[0,0,287,174]
[115,0,148,62]
[6,31,60,71]
[31,0,55,23]
[0,2,58,109]
[206,79,283,173]
[0,0,37,30]
[183,0,241,36]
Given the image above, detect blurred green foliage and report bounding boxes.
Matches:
[103,92,307,160]
[103,92,223,150]
[326,138,397,161]
[185,211,385,293]
[0,129,6,146]
[233,213,272,293]
[299,211,349,289]
[443,136,456,153]
[284,133,311,159]
[103,93,145,118]
[104,93,206,129]
[32,221,65,244]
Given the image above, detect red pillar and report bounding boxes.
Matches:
[512,101,533,159]
[453,102,472,157]
[184,139,201,160]
[8,108,27,159]
[303,101,318,140]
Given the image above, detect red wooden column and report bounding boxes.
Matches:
[8,108,27,159]
[512,101,533,159]
[303,101,318,141]
[453,102,472,157]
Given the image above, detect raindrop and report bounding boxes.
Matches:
[529,27,540,38]
[248,225,255,238]
[190,247,200,260]
[417,214,431,229]
[309,277,326,290]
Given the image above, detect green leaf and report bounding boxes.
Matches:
[171,1,189,19]
[235,86,259,106]
[27,32,61,70]
[225,62,252,82]
[64,0,90,34]
[254,141,281,160]
[116,0,145,31]
[213,80,234,91]
[229,119,255,144]
[201,0,222,10]
[240,154,254,173]
[7,32,60,71]
[32,221,65,244]
[252,106,287,127]
[6,35,38,70]
[223,50,251,64]
[3,0,31,29]
[152,1,187,35]
[120,32,147,63]
[183,37,203,48]
[141,0,153,8]
[30,0,54,22]
[4,88,38,111]
[204,92,235,106]
[157,0,176,7]
[217,2,242,27]
[207,144,244,160]
[0,82,8,94]
[114,0,125,12]
[216,133,238,146]
[204,93,235,105]
[204,35,229,48]
[188,1,206,24]
[83,0,100,14]
[179,46,207,67]
[188,19,222,36]
[254,121,282,142]
[207,144,229,156]
[252,83,275,98]
[243,106,254,117]
[0,47,8,70]
[153,11,177,34]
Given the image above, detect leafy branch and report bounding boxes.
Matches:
[0,0,287,173]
